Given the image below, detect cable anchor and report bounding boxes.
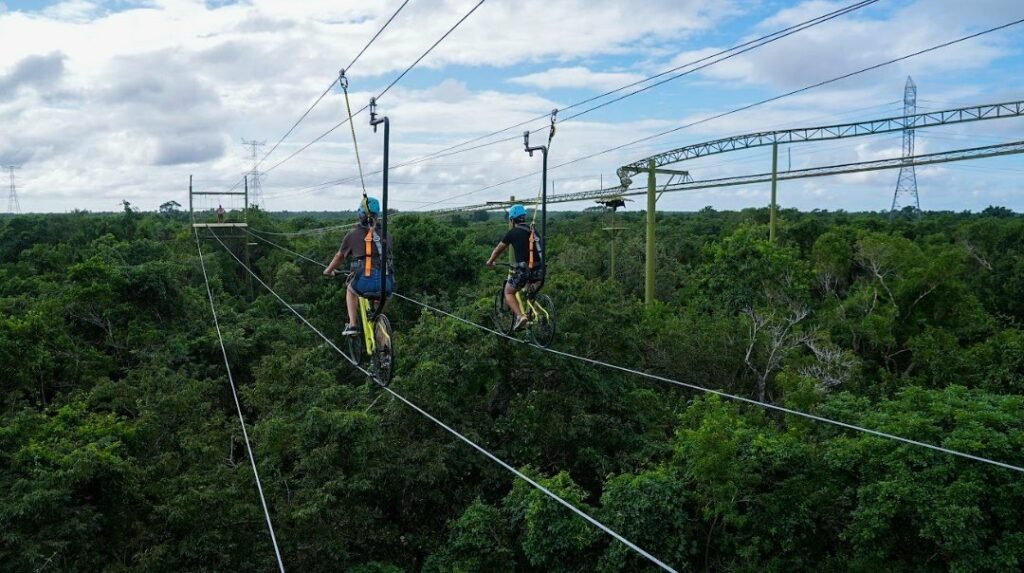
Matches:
[339,68,348,90]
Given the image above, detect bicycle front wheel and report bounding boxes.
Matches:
[529,294,557,348]
[371,314,395,386]
[348,323,364,365]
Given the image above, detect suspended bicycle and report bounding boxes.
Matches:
[330,270,395,385]
[490,262,557,348]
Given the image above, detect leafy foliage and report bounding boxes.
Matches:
[2,208,1023,571]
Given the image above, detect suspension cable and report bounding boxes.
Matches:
[340,71,370,199]
[192,226,287,572]
[258,0,487,180]
[225,0,414,193]
[207,228,677,573]
[416,15,1024,210]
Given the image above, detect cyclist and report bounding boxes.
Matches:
[485,204,544,331]
[324,196,394,336]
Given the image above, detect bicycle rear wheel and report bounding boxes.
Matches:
[491,286,514,334]
[529,294,557,348]
[371,315,395,386]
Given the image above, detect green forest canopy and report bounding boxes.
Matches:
[2,206,1024,572]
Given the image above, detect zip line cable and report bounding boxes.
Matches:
[418,15,1024,210]
[242,227,327,266]
[394,295,1024,474]
[192,226,287,572]
[225,0,414,193]
[245,222,358,235]
[256,0,487,181]
[237,231,1024,475]
[268,0,879,199]
[206,228,678,573]
[376,0,486,101]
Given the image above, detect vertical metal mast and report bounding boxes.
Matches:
[5,166,20,214]
[891,76,920,214]
[242,139,266,209]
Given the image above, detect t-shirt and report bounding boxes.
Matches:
[501,224,543,266]
[340,224,392,269]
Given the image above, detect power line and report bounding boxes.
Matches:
[420,15,1024,210]
[192,225,286,573]
[207,228,678,573]
[238,231,1024,474]
[279,0,881,199]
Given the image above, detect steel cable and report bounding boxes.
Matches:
[192,225,287,572]
[207,228,678,573]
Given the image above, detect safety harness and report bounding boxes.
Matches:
[361,223,389,278]
[512,222,543,270]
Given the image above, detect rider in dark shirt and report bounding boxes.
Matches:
[324,196,393,336]
[485,204,544,330]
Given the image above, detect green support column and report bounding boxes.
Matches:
[645,159,656,305]
[610,234,616,280]
[770,142,779,243]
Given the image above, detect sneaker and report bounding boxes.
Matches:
[342,324,360,337]
[513,315,529,331]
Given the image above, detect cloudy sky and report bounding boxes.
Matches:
[1,0,1023,214]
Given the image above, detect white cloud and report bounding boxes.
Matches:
[0,0,1021,214]
[509,66,646,91]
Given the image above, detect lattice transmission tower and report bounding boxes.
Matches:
[242,139,266,209]
[890,76,919,214]
[5,166,20,214]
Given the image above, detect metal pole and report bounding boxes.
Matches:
[188,175,193,219]
[610,230,616,280]
[645,159,656,306]
[542,148,548,258]
[380,117,390,297]
[770,142,778,243]
[244,175,249,216]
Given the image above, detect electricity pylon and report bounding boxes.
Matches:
[242,139,266,209]
[890,76,920,214]
[5,166,19,214]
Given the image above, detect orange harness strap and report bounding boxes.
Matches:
[528,227,536,270]
[363,228,374,277]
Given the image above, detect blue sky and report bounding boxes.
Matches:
[1,0,1023,213]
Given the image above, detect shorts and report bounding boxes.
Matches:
[507,266,545,291]
[351,269,394,299]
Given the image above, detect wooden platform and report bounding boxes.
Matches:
[192,223,249,228]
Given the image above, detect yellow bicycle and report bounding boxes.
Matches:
[337,272,395,385]
[490,263,557,348]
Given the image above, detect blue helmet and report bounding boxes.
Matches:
[508,204,527,221]
[358,196,381,217]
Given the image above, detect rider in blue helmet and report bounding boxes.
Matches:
[485,203,545,330]
[324,196,394,336]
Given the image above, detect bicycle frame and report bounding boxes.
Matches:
[515,289,551,324]
[505,267,550,324]
[357,295,390,354]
